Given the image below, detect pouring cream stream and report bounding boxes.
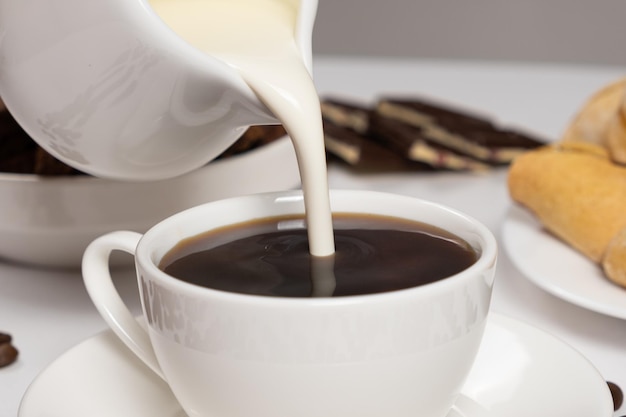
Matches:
[148,0,335,257]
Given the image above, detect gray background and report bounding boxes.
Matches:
[312,0,626,66]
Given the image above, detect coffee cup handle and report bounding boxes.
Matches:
[82,231,165,380]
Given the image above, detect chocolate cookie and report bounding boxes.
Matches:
[0,106,287,175]
[369,112,489,171]
[321,98,434,171]
[323,119,432,172]
[376,98,545,164]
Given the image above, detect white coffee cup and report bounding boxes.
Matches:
[82,189,497,417]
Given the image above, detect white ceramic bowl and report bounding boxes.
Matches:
[0,137,300,268]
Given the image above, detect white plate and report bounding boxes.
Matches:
[503,205,626,320]
[18,313,612,417]
[0,136,300,268]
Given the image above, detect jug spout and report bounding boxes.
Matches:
[0,0,317,180]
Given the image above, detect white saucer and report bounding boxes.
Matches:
[503,205,626,320]
[18,313,612,417]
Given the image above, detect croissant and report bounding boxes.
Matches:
[604,227,626,287]
[606,91,626,164]
[508,142,626,288]
[562,77,626,164]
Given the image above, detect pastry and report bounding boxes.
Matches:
[603,227,626,288]
[561,77,626,164]
[606,91,626,164]
[508,142,626,287]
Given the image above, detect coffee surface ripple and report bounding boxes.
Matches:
[161,215,477,298]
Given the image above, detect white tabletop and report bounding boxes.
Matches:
[2,56,626,416]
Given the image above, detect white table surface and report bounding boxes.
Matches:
[2,56,626,416]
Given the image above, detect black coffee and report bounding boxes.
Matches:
[159,213,478,297]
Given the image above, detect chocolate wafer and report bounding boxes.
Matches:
[323,119,431,172]
[0,110,37,174]
[217,124,287,159]
[320,98,371,134]
[0,109,83,175]
[321,98,432,171]
[369,112,490,171]
[376,98,545,164]
[0,105,288,175]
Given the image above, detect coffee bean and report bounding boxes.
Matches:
[0,341,18,368]
[0,332,11,344]
[608,381,624,411]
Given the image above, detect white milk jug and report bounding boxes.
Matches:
[0,0,318,180]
